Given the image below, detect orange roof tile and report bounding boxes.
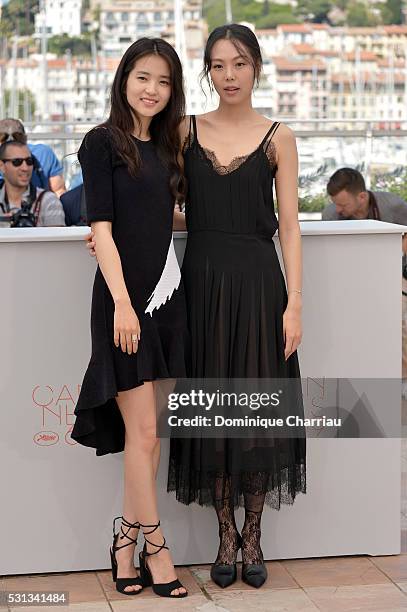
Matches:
[347,27,378,34]
[292,43,316,53]
[292,44,338,57]
[309,23,330,30]
[279,24,310,33]
[345,51,378,61]
[383,25,407,34]
[273,56,326,70]
[378,58,405,68]
[331,71,405,83]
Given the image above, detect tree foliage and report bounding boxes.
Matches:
[347,2,380,26]
[296,0,332,23]
[204,0,298,31]
[0,0,39,37]
[204,0,404,31]
[380,0,403,24]
[3,88,36,120]
[48,34,92,57]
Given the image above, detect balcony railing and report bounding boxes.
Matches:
[22,119,407,211]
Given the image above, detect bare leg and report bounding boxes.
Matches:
[115,382,186,596]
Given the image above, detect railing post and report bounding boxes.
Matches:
[364,121,373,189]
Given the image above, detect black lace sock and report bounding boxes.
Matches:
[241,481,266,565]
[212,475,240,566]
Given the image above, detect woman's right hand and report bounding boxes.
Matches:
[114,300,141,354]
[85,231,97,257]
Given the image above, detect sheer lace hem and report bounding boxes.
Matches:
[167,461,306,510]
[182,133,278,175]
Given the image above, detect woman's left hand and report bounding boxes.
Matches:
[283,305,302,360]
[85,230,97,257]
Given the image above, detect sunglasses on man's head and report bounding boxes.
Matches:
[1,156,34,167]
[0,131,27,144]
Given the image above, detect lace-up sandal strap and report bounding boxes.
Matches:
[113,515,140,536]
[143,536,169,556]
[139,521,169,557]
[112,516,140,551]
[139,520,161,535]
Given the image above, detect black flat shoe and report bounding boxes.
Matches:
[110,516,143,596]
[242,562,268,588]
[210,532,242,588]
[138,521,188,598]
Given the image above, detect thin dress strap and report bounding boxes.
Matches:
[183,115,195,151]
[186,115,197,150]
[261,121,280,150]
[191,115,197,138]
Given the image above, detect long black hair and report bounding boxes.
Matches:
[101,37,185,204]
[200,24,263,94]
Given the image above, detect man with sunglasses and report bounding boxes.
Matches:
[0,140,65,227]
[0,118,66,197]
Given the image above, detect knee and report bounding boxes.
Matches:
[128,424,159,453]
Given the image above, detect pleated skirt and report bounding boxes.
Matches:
[167,230,307,509]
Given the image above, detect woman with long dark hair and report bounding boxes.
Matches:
[169,23,307,589]
[72,38,188,598]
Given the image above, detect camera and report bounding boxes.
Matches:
[10,201,36,227]
[0,200,36,227]
[0,182,39,228]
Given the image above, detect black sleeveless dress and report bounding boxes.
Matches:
[167,116,306,509]
[71,127,189,456]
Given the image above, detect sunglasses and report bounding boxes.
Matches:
[1,157,34,167]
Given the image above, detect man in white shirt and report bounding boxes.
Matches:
[0,139,65,227]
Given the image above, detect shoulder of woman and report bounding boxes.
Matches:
[79,126,112,162]
[82,126,111,150]
[273,121,296,141]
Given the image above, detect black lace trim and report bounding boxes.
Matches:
[182,133,278,175]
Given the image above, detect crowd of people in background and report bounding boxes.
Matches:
[1,116,407,230]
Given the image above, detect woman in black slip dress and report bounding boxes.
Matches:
[71,39,189,599]
[168,24,307,589]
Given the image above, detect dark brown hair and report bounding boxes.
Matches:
[0,140,27,159]
[201,24,263,94]
[327,168,366,197]
[98,37,185,204]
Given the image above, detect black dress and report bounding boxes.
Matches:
[168,116,307,509]
[71,127,189,456]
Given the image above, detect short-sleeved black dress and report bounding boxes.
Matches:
[71,127,189,456]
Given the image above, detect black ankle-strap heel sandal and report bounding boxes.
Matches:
[110,516,143,595]
[138,521,188,598]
